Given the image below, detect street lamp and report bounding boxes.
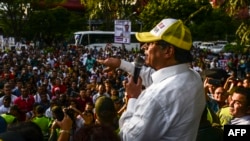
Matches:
[136,19,142,32]
[124,12,143,32]
[124,11,137,20]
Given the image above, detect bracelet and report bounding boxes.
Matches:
[59,130,70,134]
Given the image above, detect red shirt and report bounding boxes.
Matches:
[51,85,67,96]
[1,72,15,79]
[14,95,35,121]
[76,97,93,112]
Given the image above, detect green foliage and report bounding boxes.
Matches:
[224,42,245,53]
[221,0,249,17]
[221,0,250,46]
[0,0,67,42]
[138,0,212,31]
[68,14,87,32]
[81,0,135,30]
[0,0,38,40]
[25,6,72,45]
[236,22,250,45]
[0,0,88,47]
[190,8,237,41]
[0,0,248,49]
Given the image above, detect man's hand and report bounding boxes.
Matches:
[126,75,143,99]
[56,109,73,131]
[51,120,60,130]
[97,58,121,72]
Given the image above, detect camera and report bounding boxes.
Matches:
[53,106,75,121]
[208,78,221,86]
[64,108,75,121]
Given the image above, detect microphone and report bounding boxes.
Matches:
[133,55,144,83]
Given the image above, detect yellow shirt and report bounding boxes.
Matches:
[217,106,233,126]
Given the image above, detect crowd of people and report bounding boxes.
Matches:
[0,17,250,141]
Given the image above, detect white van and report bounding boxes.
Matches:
[193,41,202,48]
[68,31,140,51]
[199,42,216,50]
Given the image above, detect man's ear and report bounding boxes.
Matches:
[164,46,175,58]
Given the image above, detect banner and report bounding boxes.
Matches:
[114,20,131,44]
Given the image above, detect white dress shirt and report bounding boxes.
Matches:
[0,105,10,114]
[119,60,154,88]
[119,63,206,141]
[0,94,17,106]
[229,115,250,125]
[33,93,51,103]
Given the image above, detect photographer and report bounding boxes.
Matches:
[204,78,229,114]
[204,77,233,127]
[223,71,239,94]
[56,96,120,141]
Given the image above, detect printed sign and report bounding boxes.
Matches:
[114,20,131,44]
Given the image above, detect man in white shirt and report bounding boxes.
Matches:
[92,84,110,104]
[0,95,11,114]
[98,18,206,141]
[33,86,50,103]
[0,83,17,107]
[228,86,250,125]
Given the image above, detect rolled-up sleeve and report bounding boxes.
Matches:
[119,60,153,88]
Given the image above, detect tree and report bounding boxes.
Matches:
[190,8,238,41]
[136,0,240,42]
[25,7,72,46]
[221,0,250,45]
[138,0,212,31]
[0,0,64,42]
[81,0,136,30]
[0,0,36,41]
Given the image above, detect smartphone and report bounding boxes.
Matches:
[208,78,221,86]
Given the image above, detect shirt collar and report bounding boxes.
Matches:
[151,63,190,84]
[230,115,250,124]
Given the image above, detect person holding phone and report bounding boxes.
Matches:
[204,77,229,113]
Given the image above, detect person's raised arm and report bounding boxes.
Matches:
[97,57,154,88]
[56,110,73,141]
[203,77,215,101]
[97,58,127,72]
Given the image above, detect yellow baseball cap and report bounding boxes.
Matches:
[136,18,192,50]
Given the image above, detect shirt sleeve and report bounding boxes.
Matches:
[118,91,166,141]
[119,60,154,88]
